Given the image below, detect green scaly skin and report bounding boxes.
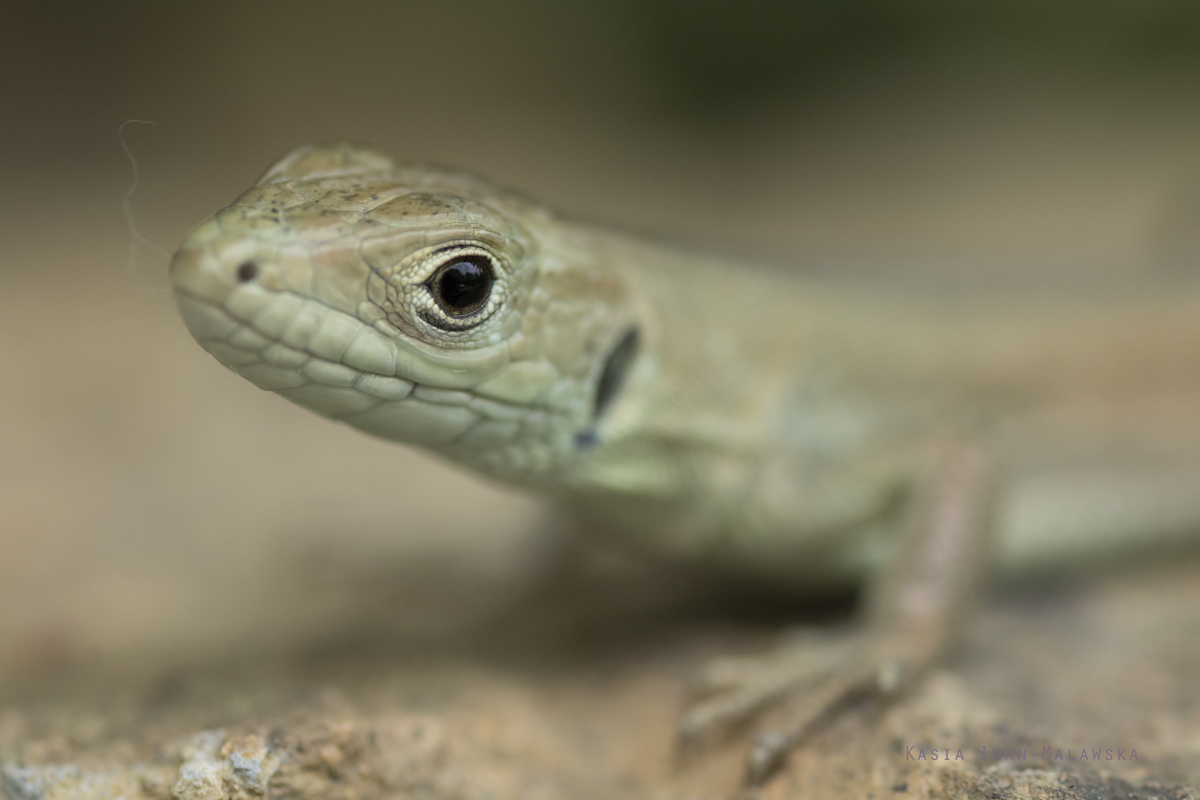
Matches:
[171,141,937,591]
[171,141,1200,783]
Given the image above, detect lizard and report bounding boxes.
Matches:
[168,140,1200,785]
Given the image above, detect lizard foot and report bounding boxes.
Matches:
[678,627,916,785]
[677,439,995,787]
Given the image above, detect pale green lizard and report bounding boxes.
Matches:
[169,141,1200,784]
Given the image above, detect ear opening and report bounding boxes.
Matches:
[593,326,640,421]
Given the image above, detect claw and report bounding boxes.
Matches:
[678,640,832,752]
[745,730,791,785]
[678,439,997,788]
[679,644,846,753]
[742,662,879,784]
[677,633,907,785]
[677,686,776,754]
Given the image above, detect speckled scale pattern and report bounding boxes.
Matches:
[170,141,940,584]
[173,140,1200,585]
[171,142,626,486]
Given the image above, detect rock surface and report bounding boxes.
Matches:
[3,551,1200,800]
[7,13,1200,792]
[5,231,1200,800]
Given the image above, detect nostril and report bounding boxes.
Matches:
[236,261,259,283]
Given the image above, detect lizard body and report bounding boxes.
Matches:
[170,141,1200,782]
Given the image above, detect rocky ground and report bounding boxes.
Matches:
[7,12,1200,790]
[6,194,1200,800]
[3,546,1200,800]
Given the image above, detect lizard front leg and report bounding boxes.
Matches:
[678,438,998,785]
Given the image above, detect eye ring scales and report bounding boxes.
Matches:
[369,240,510,340]
[427,253,494,318]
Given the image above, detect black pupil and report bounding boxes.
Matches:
[434,256,491,315]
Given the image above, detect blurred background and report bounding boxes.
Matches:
[3,0,1200,684]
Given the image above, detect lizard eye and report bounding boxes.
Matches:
[401,242,509,335]
[427,253,494,317]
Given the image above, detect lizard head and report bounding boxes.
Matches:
[170,141,638,483]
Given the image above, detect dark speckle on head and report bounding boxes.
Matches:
[236,261,259,283]
[370,192,459,220]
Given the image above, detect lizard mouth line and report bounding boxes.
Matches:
[172,287,545,432]
[174,286,416,407]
